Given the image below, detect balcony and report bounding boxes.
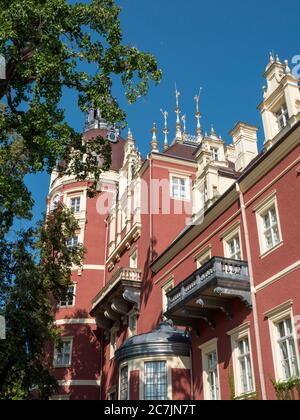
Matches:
[90,268,142,333]
[164,257,251,332]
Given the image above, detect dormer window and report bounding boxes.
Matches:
[275,104,289,130]
[211,147,219,161]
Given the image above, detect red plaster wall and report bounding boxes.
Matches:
[172,369,192,400]
[130,370,140,400]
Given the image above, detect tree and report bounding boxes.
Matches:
[0,0,161,233]
[0,0,161,399]
[0,205,85,400]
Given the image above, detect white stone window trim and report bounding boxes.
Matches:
[51,193,61,211]
[53,336,73,368]
[227,323,256,398]
[129,249,138,269]
[222,224,243,261]
[162,278,174,313]
[119,364,129,400]
[254,192,283,257]
[118,355,190,401]
[169,173,191,201]
[58,283,77,309]
[265,301,300,382]
[195,246,212,269]
[199,338,221,400]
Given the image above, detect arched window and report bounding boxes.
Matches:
[51,194,60,210]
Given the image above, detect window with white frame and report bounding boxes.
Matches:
[275,317,299,380]
[129,250,138,269]
[236,337,254,395]
[144,361,168,400]
[171,176,189,200]
[275,104,289,130]
[162,280,174,313]
[201,338,221,401]
[120,366,129,400]
[70,197,81,213]
[267,304,300,383]
[66,236,79,252]
[51,195,60,211]
[223,226,242,261]
[53,338,73,368]
[228,324,255,397]
[256,195,282,255]
[211,147,219,161]
[128,311,137,337]
[206,351,220,400]
[110,329,117,359]
[196,248,212,269]
[59,285,75,308]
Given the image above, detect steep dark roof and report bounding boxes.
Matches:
[83,128,125,172]
[163,142,199,161]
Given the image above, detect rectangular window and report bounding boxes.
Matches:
[227,234,242,260]
[255,194,283,256]
[276,105,289,130]
[66,236,79,252]
[211,147,219,161]
[59,285,75,308]
[276,317,299,380]
[228,324,255,398]
[196,249,211,269]
[144,361,168,400]
[162,280,174,313]
[129,250,138,269]
[70,197,81,213]
[54,338,73,368]
[171,176,189,200]
[120,366,129,400]
[261,205,281,252]
[206,351,220,400]
[237,337,254,395]
[201,338,221,400]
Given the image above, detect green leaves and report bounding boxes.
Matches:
[0,0,161,399]
[0,205,85,400]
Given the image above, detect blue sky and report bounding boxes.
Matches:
[19,0,300,231]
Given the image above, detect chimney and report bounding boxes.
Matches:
[230,122,259,172]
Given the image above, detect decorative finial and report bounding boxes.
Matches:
[211,125,216,136]
[263,85,267,98]
[284,60,291,75]
[269,51,275,63]
[127,128,134,142]
[182,114,187,136]
[276,54,281,64]
[194,89,203,142]
[175,87,182,141]
[160,109,169,150]
[151,122,159,152]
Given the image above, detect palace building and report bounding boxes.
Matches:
[48,53,300,400]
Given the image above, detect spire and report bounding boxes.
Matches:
[161,109,169,151]
[127,128,134,142]
[194,91,203,142]
[175,88,182,141]
[284,59,291,75]
[151,122,159,153]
